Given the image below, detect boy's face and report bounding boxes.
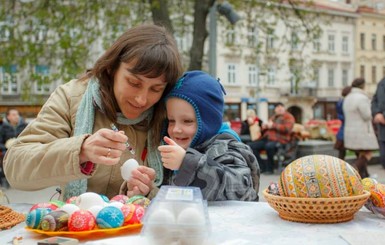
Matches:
[166,97,197,149]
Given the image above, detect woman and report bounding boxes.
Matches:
[3,24,183,200]
[343,78,378,178]
[334,86,352,160]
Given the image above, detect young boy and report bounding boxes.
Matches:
[158,70,260,201]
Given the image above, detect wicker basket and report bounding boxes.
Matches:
[263,189,370,224]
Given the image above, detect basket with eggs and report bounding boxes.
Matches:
[263,154,370,223]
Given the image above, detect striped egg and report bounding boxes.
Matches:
[26,208,52,229]
[279,155,363,198]
[370,183,385,208]
[40,210,69,231]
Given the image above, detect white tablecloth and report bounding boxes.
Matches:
[1,201,384,245]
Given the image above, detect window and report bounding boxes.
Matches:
[248,66,258,86]
[247,26,258,47]
[328,34,335,52]
[267,66,275,85]
[327,68,334,87]
[342,69,348,87]
[360,33,365,50]
[34,65,51,94]
[372,34,377,50]
[383,35,385,51]
[225,27,236,45]
[372,66,376,83]
[0,65,18,94]
[342,36,348,53]
[266,28,274,50]
[313,35,321,52]
[313,68,320,87]
[291,32,299,50]
[360,65,365,78]
[227,64,236,84]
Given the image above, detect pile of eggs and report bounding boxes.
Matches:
[26,192,150,232]
[278,155,364,198]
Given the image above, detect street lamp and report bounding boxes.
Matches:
[208,1,240,78]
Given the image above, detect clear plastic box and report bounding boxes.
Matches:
[141,186,211,245]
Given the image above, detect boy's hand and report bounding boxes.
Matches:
[158,136,186,170]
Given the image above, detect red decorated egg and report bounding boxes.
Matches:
[121,204,145,225]
[66,196,77,204]
[110,194,129,204]
[30,202,59,212]
[279,155,363,198]
[370,183,385,208]
[68,210,96,231]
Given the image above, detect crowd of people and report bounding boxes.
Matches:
[1,23,384,203]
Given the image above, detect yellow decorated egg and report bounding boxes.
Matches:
[361,177,378,192]
[369,183,385,208]
[279,155,363,198]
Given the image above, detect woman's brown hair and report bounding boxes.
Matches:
[80,24,183,145]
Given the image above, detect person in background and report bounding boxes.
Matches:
[248,103,295,175]
[334,86,352,160]
[344,78,378,178]
[240,109,263,143]
[371,76,385,169]
[0,108,28,188]
[3,24,183,201]
[157,71,259,201]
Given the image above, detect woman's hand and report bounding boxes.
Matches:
[79,128,128,165]
[126,166,156,197]
[158,136,186,170]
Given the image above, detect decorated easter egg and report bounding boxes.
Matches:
[40,210,69,231]
[30,202,58,212]
[66,196,77,204]
[50,200,65,208]
[121,204,145,225]
[59,204,80,216]
[362,177,378,192]
[127,195,151,208]
[111,194,129,204]
[96,206,124,229]
[26,208,52,229]
[279,155,363,198]
[76,192,105,210]
[369,183,385,208]
[99,194,110,202]
[68,210,96,231]
[121,159,139,180]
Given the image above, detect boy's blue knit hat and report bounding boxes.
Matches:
[166,70,226,147]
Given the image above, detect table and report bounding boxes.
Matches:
[1,201,384,245]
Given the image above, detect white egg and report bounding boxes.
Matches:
[121,158,139,180]
[88,205,104,219]
[76,192,106,210]
[177,207,205,225]
[59,203,80,216]
[105,201,124,209]
[147,207,176,224]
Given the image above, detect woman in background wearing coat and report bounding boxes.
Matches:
[343,78,379,178]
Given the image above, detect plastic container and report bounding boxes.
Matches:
[141,186,211,244]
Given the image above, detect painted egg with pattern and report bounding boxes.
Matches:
[26,208,52,229]
[40,210,69,231]
[361,177,378,192]
[369,183,385,208]
[279,155,363,198]
[127,195,151,208]
[121,204,145,225]
[96,206,124,229]
[68,210,96,231]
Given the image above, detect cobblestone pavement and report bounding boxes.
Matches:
[1,164,384,204]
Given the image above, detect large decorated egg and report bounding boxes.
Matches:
[40,210,69,231]
[279,155,363,198]
[96,206,124,229]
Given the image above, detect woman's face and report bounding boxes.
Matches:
[114,62,167,119]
